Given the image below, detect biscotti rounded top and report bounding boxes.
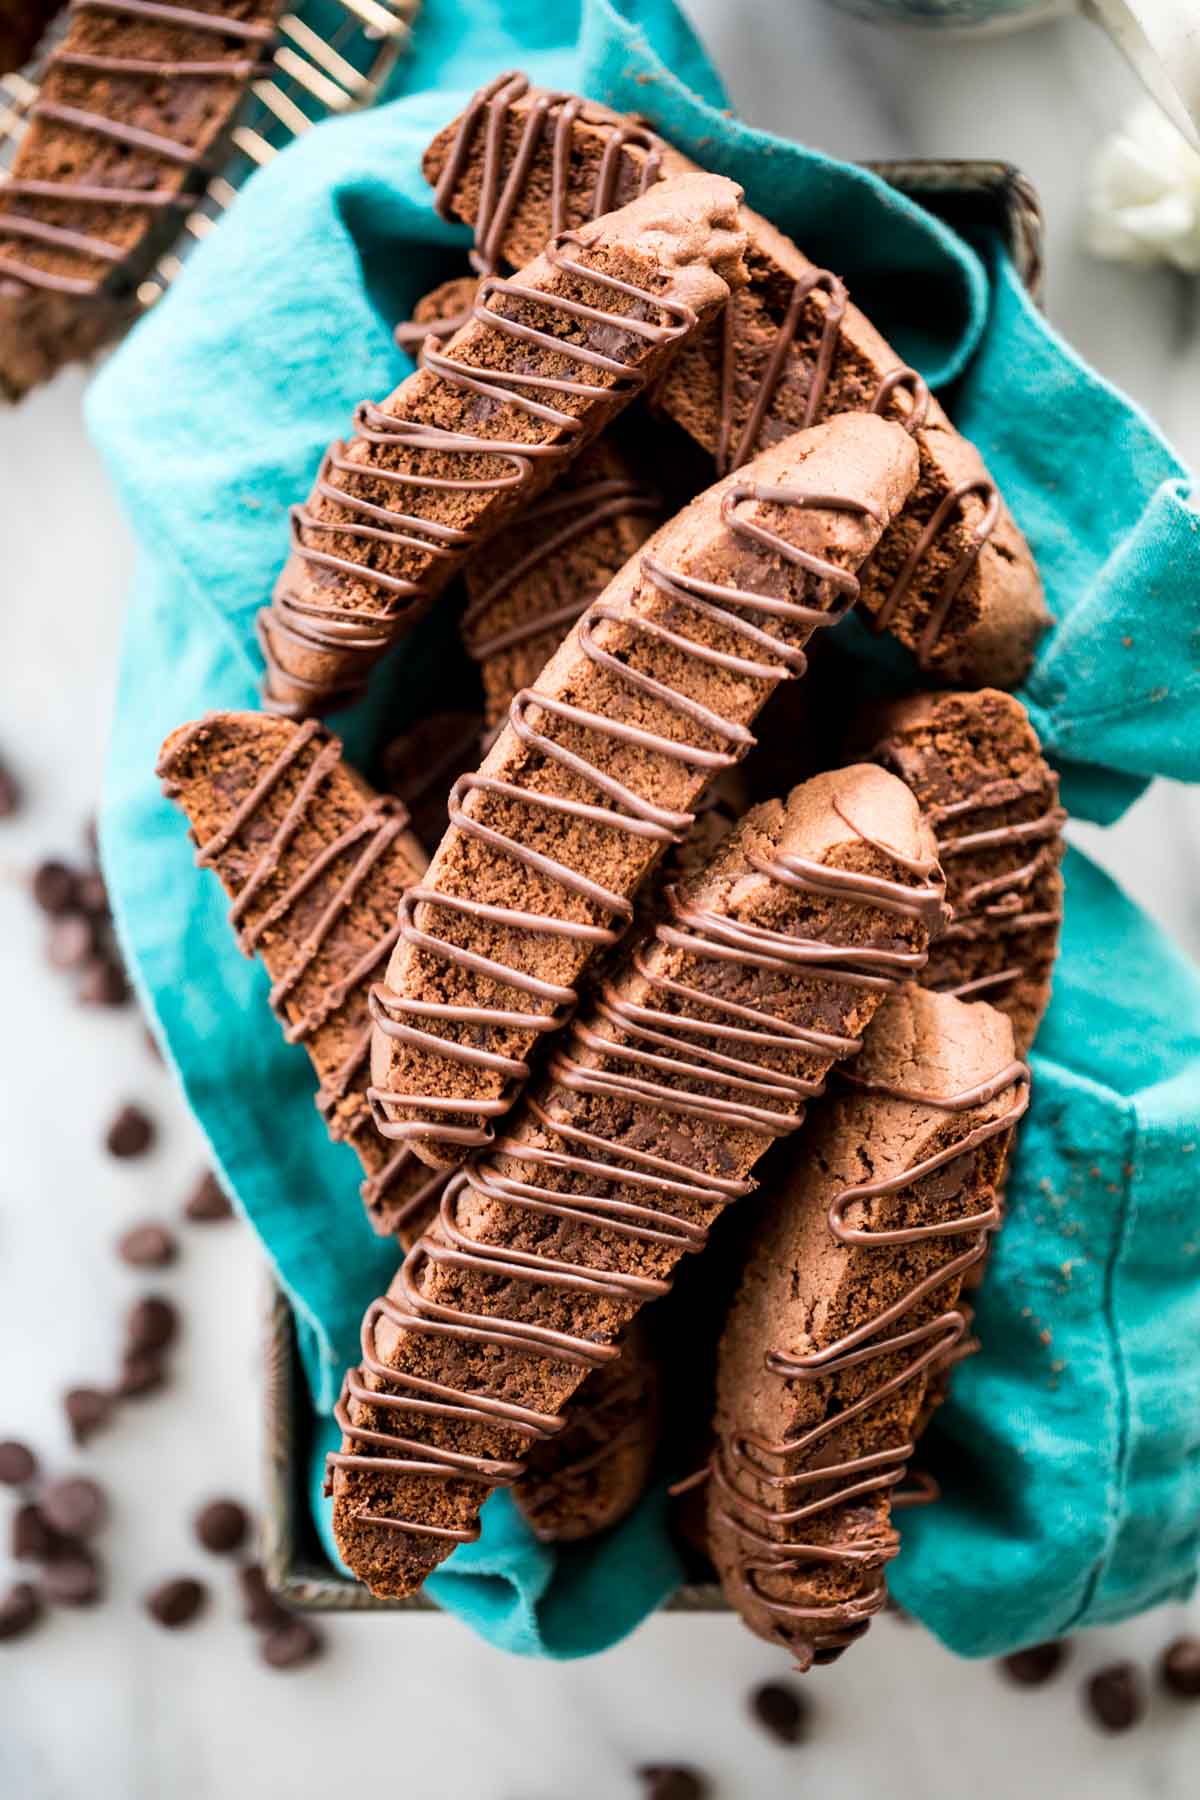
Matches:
[421,71,1050,688]
[368,412,920,1169]
[258,171,747,716]
[708,983,1025,1668]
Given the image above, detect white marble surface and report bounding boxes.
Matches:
[1,5,1199,1796]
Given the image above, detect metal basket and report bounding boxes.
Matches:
[258,141,1045,1618]
[0,0,420,310]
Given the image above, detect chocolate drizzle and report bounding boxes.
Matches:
[716,268,848,476]
[431,70,663,279]
[261,226,705,712]
[331,801,946,1542]
[459,475,663,665]
[711,1055,1028,1668]
[515,1344,657,1539]
[156,715,439,1234]
[430,76,1016,669]
[367,483,884,1159]
[0,0,278,298]
[930,772,1066,1001]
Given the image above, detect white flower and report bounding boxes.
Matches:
[1086,99,1200,273]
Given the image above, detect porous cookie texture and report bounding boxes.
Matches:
[707,984,1026,1669]
[514,1318,660,1543]
[156,711,444,1242]
[368,413,920,1169]
[460,431,665,729]
[862,688,1065,1057]
[422,71,1050,686]
[0,0,282,399]
[258,172,748,716]
[329,762,946,1597]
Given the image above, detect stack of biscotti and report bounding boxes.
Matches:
[417,73,1050,689]
[158,707,666,1541]
[0,0,282,399]
[329,763,946,1594]
[152,70,1067,1616]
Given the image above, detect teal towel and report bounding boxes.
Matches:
[86,0,1200,1657]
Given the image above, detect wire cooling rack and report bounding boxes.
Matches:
[0,0,420,307]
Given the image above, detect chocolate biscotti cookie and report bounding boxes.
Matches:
[368,413,919,1169]
[257,173,747,716]
[423,72,1049,687]
[329,762,946,1595]
[863,689,1065,1057]
[707,984,1026,1668]
[156,711,446,1242]
[461,432,664,729]
[515,1318,660,1543]
[0,0,281,400]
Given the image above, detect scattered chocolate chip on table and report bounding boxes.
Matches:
[1086,1662,1145,1732]
[145,1578,208,1630]
[0,1582,41,1642]
[105,1105,156,1160]
[1160,1636,1200,1699]
[0,1440,38,1487]
[41,1477,107,1540]
[116,1222,178,1269]
[1001,1642,1069,1686]
[194,1499,249,1556]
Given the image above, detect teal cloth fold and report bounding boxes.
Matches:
[86,0,1200,1657]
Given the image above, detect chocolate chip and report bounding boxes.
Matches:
[79,956,129,1007]
[145,1577,207,1629]
[184,1172,233,1223]
[75,870,109,916]
[1001,1641,1068,1686]
[82,815,98,859]
[126,1295,177,1354]
[41,1477,106,1540]
[1160,1636,1200,1699]
[47,911,95,969]
[239,1562,287,1631]
[637,1768,709,1800]
[118,1349,167,1399]
[750,1681,809,1745]
[0,759,20,820]
[261,1617,322,1669]
[116,1221,177,1269]
[32,860,77,914]
[1086,1662,1144,1732]
[12,1502,55,1562]
[0,1582,41,1641]
[144,1026,163,1063]
[105,1104,155,1159]
[64,1386,114,1446]
[42,1546,102,1607]
[0,1440,37,1487]
[194,1498,249,1555]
